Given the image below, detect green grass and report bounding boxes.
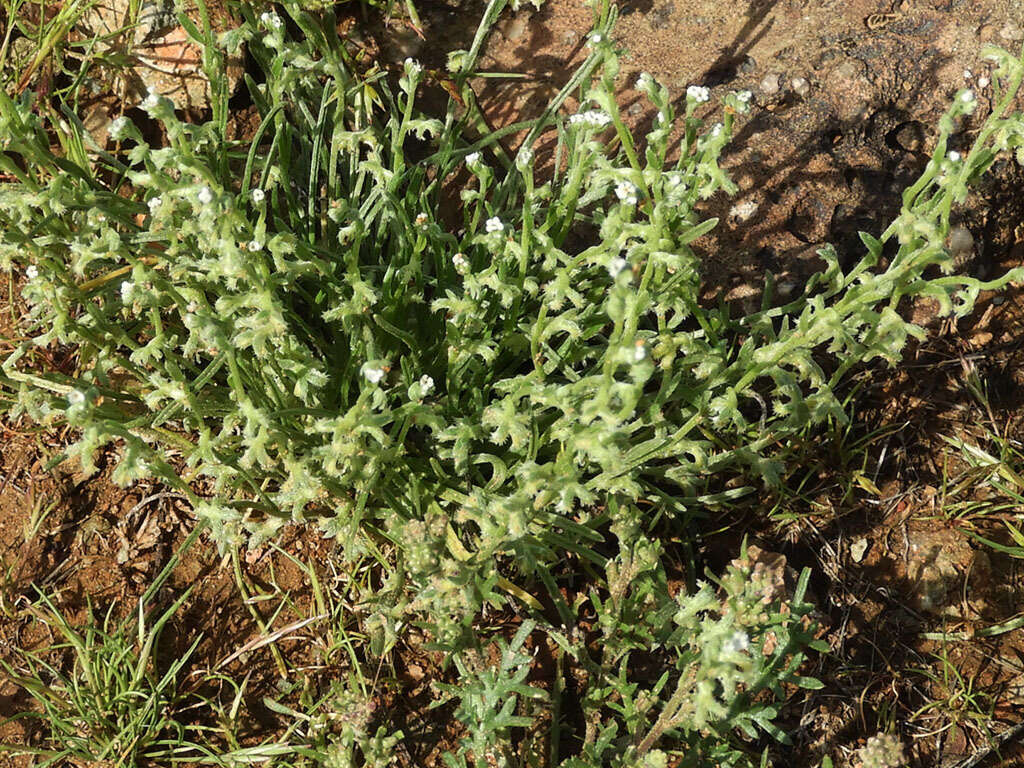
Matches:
[0,584,204,766]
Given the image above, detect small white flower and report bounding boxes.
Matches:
[737,89,753,103]
[568,109,612,128]
[109,116,130,139]
[948,150,961,162]
[67,390,86,406]
[141,88,160,110]
[452,252,470,273]
[120,280,134,301]
[608,257,628,278]
[148,196,162,212]
[666,173,682,187]
[614,181,638,205]
[516,148,534,170]
[419,374,435,394]
[723,631,750,654]
[635,72,652,91]
[485,216,504,233]
[364,367,385,384]
[260,10,283,28]
[961,89,976,103]
[25,264,39,280]
[589,32,603,45]
[248,240,262,252]
[465,151,481,165]
[710,122,723,137]
[633,342,646,361]
[251,188,266,203]
[686,84,711,103]
[197,186,213,205]
[415,212,429,229]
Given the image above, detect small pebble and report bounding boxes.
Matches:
[791,76,810,98]
[977,23,999,43]
[729,199,760,223]
[1000,21,1024,42]
[759,72,781,96]
[500,15,529,41]
[949,226,974,268]
[850,538,869,563]
[776,279,798,298]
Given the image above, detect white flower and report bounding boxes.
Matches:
[415,212,429,229]
[667,173,682,187]
[588,32,603,45]
[419,374,434,394]
[948,150,961,162]
[364,367,385,384]
[710,122,723,137]
[141,88,160,110]
[197,186,213,205]
[148,196,162,212]
[614,181,638,205]
[120,280,134,301]
[452,252,469,273]
[465,151,481,165]
[109,116,130,139]
[722,631,750,654]
[251,188,266,203]
[635,72,652,91]
[485,216,504,233]
[633,342,646,361]
[403,57,422,79]
[516,148,533,170]
[248,240,262,252]
[25,264,39,280]
[260,10,283,28]
[686,84,711,103]
[608,257,628,278]
[568,109,612,128]
[737,89,752,103]
[67,390,86,406]
[961,89,976,103]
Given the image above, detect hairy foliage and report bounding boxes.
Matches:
[2,0,1024,763]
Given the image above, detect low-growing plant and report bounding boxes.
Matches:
[3,0,1024,763]
[433,532,823,767]
[0,585,203,766]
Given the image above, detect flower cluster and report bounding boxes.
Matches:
[856,733,907,768]
[568,109,612,128]
[614,181,638,205]
[686,84,711,103]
